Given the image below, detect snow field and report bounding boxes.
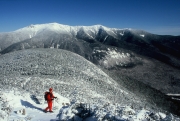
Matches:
[1,89,178,121]
[0,49,180,120]
[0,90,70,121]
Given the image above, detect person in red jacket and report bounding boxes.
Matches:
[44,88,57,113]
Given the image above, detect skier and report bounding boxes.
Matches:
[44,88,57,113]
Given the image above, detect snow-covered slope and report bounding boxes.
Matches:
[0,90,70,121]
[0,48,165,120]
[0,48,180,120]
[1,90,179,121]
[1,23,180,118]
[0,48,141,106]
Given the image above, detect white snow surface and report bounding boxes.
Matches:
[0,90,178,121]
[1,90,70,121]
[140,34,145,37]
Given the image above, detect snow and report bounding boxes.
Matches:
[0,22,138,52]
[1,89,176,121]
[166,94,180,101]
[2,90,70,121]
[13,23,122,40]
[15,23,73,35]
[120,32,124,36]
[140,34,145,37]
[1,90,166,121]
[171,97,180,101]
[166,93,180,96]
[0,49,179,121]
[98,49,133,68]
[135,109,150,120]
[159,112,166,119]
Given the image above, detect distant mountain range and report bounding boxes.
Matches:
[0,23,180,115]
[0,23,180,68]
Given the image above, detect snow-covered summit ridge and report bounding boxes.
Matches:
[11,23,143,42]
[16,23,102,32]
[14,22,129,36]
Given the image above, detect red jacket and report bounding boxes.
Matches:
[46,92,55,101]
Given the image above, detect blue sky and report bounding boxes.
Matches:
[0,0,180,35]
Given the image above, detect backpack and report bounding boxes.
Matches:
[44,92,52,101]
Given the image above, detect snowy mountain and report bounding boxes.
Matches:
[0,48,179,121]
[0,23,180,119]
[0,48,126,102]
[0,23,180,92]
[0,23,113,51]
[0,23,180,68]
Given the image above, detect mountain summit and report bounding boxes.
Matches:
[0,23,142,51]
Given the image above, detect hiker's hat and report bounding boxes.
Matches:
[49,88,53,92]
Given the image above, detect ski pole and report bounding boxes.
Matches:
[54,98,55,108]
[52,99,54,110]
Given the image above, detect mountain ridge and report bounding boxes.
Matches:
[1,23,179,68]
[1,23,180,116]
